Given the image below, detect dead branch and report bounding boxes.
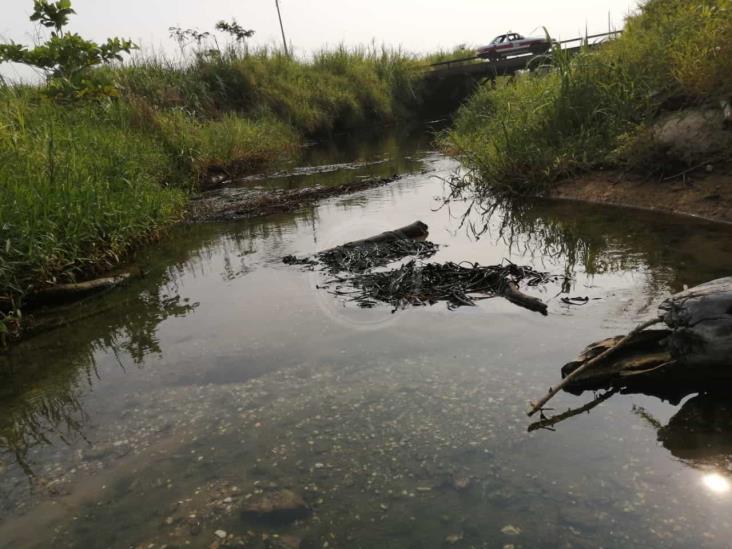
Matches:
[527,317,664,416]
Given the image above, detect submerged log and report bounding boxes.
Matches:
[27,274,132,308]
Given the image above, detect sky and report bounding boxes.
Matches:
[1,0,638,81]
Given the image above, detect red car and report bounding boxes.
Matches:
[477,33,552,60]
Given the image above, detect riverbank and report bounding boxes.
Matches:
[551,170,732,225]
[0,47,427,338]
[445,0,731,197]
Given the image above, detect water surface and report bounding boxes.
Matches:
[1,130,732,548]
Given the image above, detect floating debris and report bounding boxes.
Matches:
[285,221,557,315]
[321,239,439,273]
[284,220,437,273]
[343,260,552,313]
[283,239,439,274]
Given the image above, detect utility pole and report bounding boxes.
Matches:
[275,0,289,56]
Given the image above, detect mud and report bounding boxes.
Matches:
[552,170,732,225]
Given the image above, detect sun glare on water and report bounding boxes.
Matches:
[702,473,731,495]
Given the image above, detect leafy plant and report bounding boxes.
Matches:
[215,19,255,43]
[169,19,254,59]
[169,26,214,54]
[0,0,136,100]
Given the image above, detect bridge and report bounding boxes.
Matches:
[426,31,622,81]
[419,31,622,114]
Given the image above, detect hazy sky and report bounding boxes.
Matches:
[1,0,638,80]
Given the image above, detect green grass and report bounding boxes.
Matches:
[446,0,732,195]
[118,45,424,135]
[0,46,427,338]
[0,88,186,314]
[423,45,477,65]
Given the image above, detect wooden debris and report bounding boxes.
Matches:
[345,260,552,314]
[660,277,732,368]
[527,317,665,416]
[27,274,132,308]
[284,220,438,273]
[528,276,732,417]
[320,220,429,252]
[284,222,555,315]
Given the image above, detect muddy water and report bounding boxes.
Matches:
[1,128,732,548]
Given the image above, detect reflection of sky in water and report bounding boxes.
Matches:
[1,146,732,547]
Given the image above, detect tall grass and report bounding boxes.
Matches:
[0,87,186,308]
[126,45,423,132]
[446,0,732,195]
[0,45,427,337]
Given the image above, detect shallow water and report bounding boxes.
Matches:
[1,129,732,548]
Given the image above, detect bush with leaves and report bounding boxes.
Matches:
[0,0,136,100]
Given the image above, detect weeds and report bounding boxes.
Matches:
[0,43,428,331]
[446,0,732,195]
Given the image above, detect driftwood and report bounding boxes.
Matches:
[284,221,552,315]
[528,276,732,416]
[284,221,437,273]
[527,318,665,416]
[27,274,131,308]
[659,277,732,368]
[528,389,618,432]
[559,329,673,393]
[503,281,549,315]
[319,220,429,253]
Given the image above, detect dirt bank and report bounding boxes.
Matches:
[551,170,732,225]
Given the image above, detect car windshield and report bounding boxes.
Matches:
[492,36,505,44]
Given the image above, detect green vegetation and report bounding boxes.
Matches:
[423,45,476,65]
[446,0,732,195]
[0,2,427,340]
[0,0,136,100]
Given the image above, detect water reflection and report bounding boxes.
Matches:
[0,237,227,476]
[638,393,732,501]
[0,143,731,546]
[0,206,329,482]
[452,194,732,294]
[657,394,732,471]
[240,123,436,192]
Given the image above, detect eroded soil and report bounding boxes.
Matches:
[552,170,732,225]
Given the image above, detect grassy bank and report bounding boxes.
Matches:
[446,0,732,196]
[0,46,425,338]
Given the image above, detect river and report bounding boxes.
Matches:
[1,125,732,548]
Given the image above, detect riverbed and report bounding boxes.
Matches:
[1,126,732,548]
